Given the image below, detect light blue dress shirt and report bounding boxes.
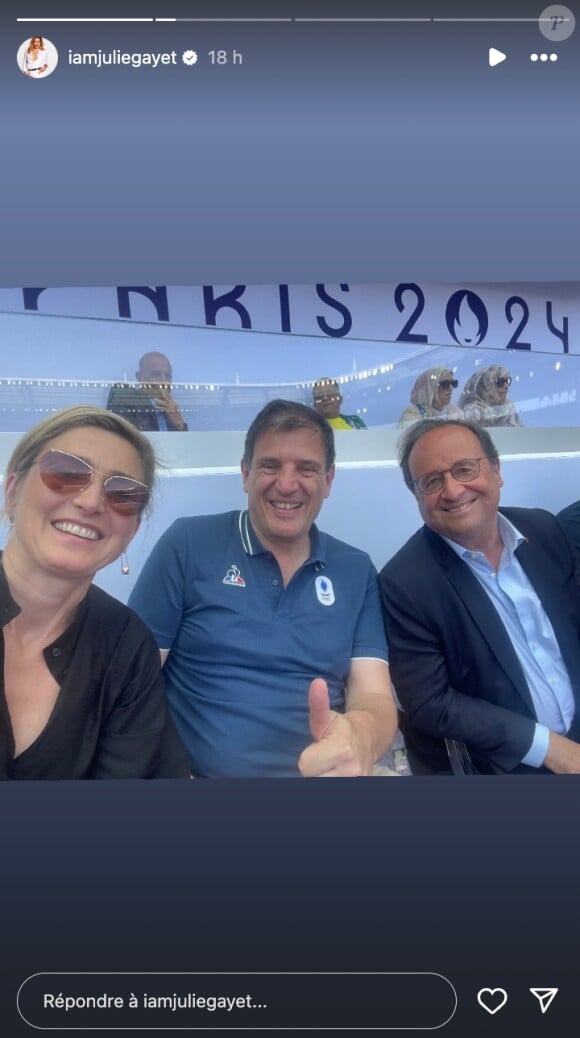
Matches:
[444,513,575,768]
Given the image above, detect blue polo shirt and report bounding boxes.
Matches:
[128,510,388,777]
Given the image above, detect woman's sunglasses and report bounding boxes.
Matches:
[495,376,512,388]
[438,379,458,390]
[37,449,149,517]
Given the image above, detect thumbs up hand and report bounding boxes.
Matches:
[298,678,367,777]
[306,677,336,742]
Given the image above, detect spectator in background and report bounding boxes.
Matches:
[398,367,463,429]
[459,365,523,428]
[312,378,367,429]
[106,352,188,432]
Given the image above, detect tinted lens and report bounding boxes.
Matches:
[38,450,148,516]
[438,380,458,390]
[103,476,149,516]
[39,450,92,493]
[496,377,511,387]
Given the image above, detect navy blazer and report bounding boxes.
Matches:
[558,501,580,559]
[379,507,580,774]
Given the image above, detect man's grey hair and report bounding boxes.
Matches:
[398,418,500,491]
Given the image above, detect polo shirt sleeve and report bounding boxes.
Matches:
[351,561,389,663]
[129,519,191,651]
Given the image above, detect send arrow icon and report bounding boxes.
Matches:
[489,47,507,67]
[530,988,558,1014]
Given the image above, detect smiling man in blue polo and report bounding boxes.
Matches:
[129,399,396,777]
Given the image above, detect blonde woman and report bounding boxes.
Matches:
[1,406,188,779]
[23,36,48,77]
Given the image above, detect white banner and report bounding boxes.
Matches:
[0,282,577,354]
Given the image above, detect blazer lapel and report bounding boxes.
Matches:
[514,536,580,699]
[425,528,536,715]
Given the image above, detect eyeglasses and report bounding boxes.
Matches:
[37,449,150,516]
[314,394,340,404]
[495,376,512,388]
[438,379,458,390]
[409,457,484,495]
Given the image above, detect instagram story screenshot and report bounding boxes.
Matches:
[0,1,579,1035]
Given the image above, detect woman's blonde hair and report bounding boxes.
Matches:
[4,406,157,516]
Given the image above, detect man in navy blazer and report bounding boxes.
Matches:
[106,352,188,432]
[379,418,580,775]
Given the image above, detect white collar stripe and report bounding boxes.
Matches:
[239,509,254,555]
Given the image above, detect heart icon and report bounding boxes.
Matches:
[477,988,508,1015]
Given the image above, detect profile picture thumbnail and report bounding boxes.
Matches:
[17,35,59,79]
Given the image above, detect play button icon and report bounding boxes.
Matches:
[489,47,507,67]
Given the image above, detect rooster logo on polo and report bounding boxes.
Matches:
[223,564,246,587]
[315,574,335,606]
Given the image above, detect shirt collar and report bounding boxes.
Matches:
[0,552,89,679]
[237,509,325,565]
[441,511,526,561]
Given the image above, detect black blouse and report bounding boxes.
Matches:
[0,564,189,779]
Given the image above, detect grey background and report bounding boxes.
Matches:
[1,0,578,285]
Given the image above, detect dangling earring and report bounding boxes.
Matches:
[121,552,129,576]
[8,514,15,526]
